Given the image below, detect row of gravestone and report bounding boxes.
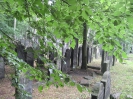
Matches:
[0,45,101,79]
[91,71,111,99]
[0,42,101,99]
[61,45,101,73]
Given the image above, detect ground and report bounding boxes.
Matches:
[0,54,133,99]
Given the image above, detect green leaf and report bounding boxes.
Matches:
[122,52,127,58]
[82,10,88,20]
[69,81,75,86]
[77,84,82,92]
[70,40,76,49]
[64,77,70,83]
[38,85,43,92]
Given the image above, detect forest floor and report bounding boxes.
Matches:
[0,54,133,99]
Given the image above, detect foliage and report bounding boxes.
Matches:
[0,0,133,95]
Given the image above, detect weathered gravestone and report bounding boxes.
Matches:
[26,47,34,67]
[101,71,111,99]
[87,46,91,63]
[56,57,61,70]
[37,53,44,67]
[101,50,109,69]
[16,44,32,99]
[91,82,104,99]
[65,49,71,72]
[61,49,71,73]
[78,47,82,67]
[108,56,113,67]
[49,51,54,62]
[94,46,99,59]
[91,47,93,62]
[110,93,121,99]
[0,56,5,79]
[101,60,110,74]
[71,39,78,68]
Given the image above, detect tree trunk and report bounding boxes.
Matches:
[81,22,87,70]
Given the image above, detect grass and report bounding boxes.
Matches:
[1,54,133,99]
[110,54,133,98]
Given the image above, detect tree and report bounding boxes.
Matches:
[0,0,133,96]
[81,22,87,69]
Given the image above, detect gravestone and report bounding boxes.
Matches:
[26,47,34,67]
[49,51,54,62]
[87,46,91,63]
[110,93,121,99]
[91,47,93,62]
[101,60,110,74]
[56,57,61,70]
[91,82,104,99]
[65,49,71,72]
[37,53,44,67]
[101,50,109,67]
[78,47,82,67]
[61,49,71,73]
[0,56,5,79]
[71,39,78,68]
[109,56,113,66]
[16,44,32,99]
[61,58,67,73]
[101,71,111,99]
[94,46,98,59]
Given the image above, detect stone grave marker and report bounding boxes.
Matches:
[101,60,110,74]
[56,57,61,70]
[78,47,82,67]
[49,51,54,62]
[37,53,44,68]
[26,47,34,67]
[16,44,32,99]
[91,82,104,99]
[110,92,121,99]
[65,49,71,72]
[101,71,111,99]
[61,58,67,73]
[71,40,78,68]
[0,56,5,79]
[91,47,93,62]
[87,46,91,63]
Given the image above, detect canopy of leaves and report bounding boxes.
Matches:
[0,0,133,92]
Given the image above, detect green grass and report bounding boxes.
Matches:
[110,54,133,98]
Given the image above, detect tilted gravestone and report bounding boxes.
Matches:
[78,47,82,67]
[16,44,32,99]
[0,56,5,79]
[101,71,111,99]
[91,82,104,99]
[101,60,110,74]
